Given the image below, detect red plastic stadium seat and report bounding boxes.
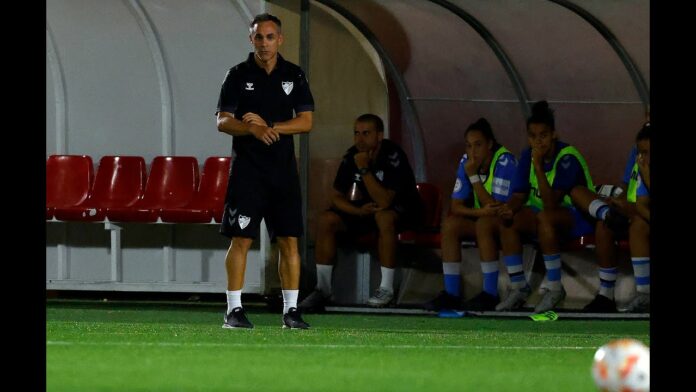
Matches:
[106,156,199,222]
[46,155,94,220]
[416,183,443,229]
[53,156,146,222]
[160,157,231,223]
[398,183,443,248]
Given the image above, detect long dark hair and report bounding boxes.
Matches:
[465,117,501,151]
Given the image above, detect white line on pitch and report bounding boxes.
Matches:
[47,340,595,350]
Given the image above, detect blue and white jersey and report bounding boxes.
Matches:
[511,141,587,195]
[451,151,518,203]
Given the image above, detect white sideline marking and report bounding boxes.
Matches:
[47,340,594,350]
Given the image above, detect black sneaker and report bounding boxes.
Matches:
[223,307,254,329]
[283,307,310,329]
[603,208,629,232]
[582,294,618,313]
[462,291,500,311]
[423,291,462,311]
[298,289,330,313]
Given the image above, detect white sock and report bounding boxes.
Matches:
[588,199,609,220]
[316,264,334,296]
[226,290,242,314]
[598,267,618,299]
[379,266,395,292]
[282,289,299,314]
[631,257,650,294]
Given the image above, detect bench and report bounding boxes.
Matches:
[45,154,277,295]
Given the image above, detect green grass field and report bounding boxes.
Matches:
[47,300,649,391]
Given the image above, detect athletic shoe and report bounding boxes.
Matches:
[495,286,531,311]
[619,292,650,313]
[534,286,567,313]
[222,307,254,329]
[298,289,330,313]
[582,294,617,313]
[367,288,394,307]
[462,291,499,311]
[282,307,310,329]
[423,290,461,311]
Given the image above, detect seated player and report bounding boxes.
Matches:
[424,118,517,313]
[496,101,595,313]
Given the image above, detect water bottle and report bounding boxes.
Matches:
[348,173,363,201]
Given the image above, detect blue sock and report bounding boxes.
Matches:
[503,254,526,289]
[631,257,650,293]
[480,261,499,297]
[597,205,609,220]
[442,262,461,297]
[589,199,610,220]
[543,253,562,290]
[598,267,618,299]
[444,275,461,297]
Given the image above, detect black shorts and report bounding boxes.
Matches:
[329,206,421,238]
[220,158,303,240]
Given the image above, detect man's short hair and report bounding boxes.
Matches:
[250,13,282,33]
[355,113,384,133]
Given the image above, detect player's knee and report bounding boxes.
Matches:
[318,211,341,232]
[441,216,460,237]
[476,216,496,235]
[277,237,299,257]
[374,210,396,232]
[231,237,253,252]
[629,215,649,236]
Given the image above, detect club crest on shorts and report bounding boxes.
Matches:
[238,215,251,229]
[282,81,293,95]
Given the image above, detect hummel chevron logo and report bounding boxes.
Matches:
[227,208,238,226]
[560,156,571,169]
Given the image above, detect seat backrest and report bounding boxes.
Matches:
[90,156,147,207]
[195,157,231,204]
[416,182,442,228]
[46,155,94,207]
[141,156,199,208]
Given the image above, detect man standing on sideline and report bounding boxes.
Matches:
[216,13,314,329]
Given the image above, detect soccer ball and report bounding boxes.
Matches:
[592,339,650,392]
